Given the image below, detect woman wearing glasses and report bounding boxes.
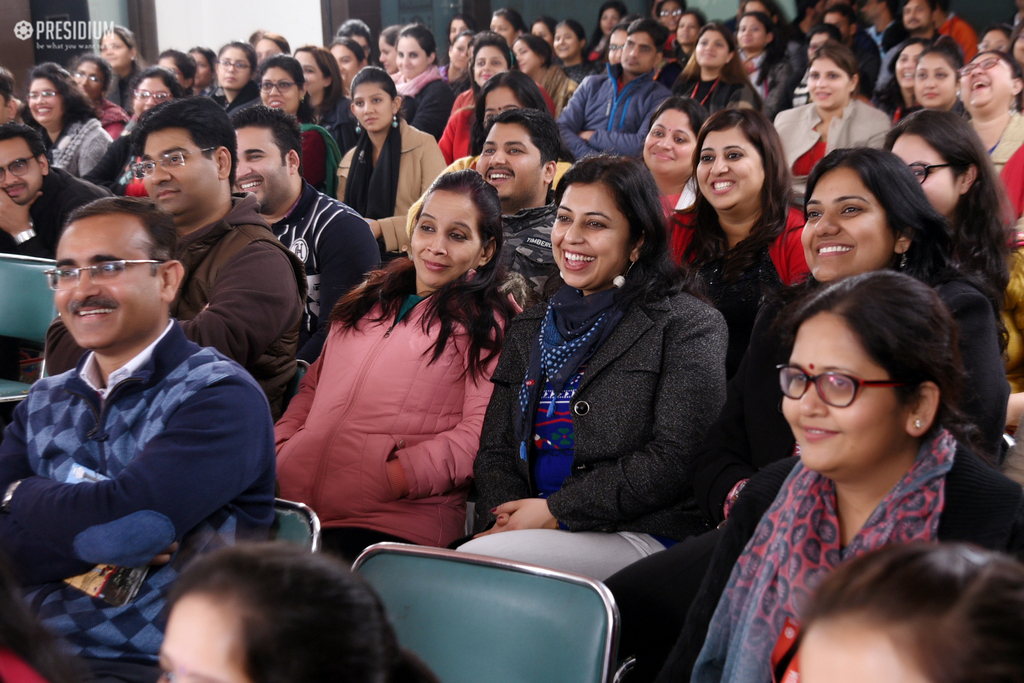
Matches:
[22,63,112,178]
[885,112,1015,432]
[212,42,260,114]
[689,270,1024,683]
[257,55,340,195]
[84,66,183,196]
[72,54,129,140]
[606,148,1007,681]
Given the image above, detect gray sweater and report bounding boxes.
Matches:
[474,290,728,540]
[49,118,112,177]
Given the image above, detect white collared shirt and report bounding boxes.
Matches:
[80,320,176,400]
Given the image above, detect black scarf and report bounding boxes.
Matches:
[514,285,626,458]
[344,125,402,221]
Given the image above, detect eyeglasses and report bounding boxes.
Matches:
[74,71,102,83]
[777,364,906,408]
[133,147,216,177]
[659,9,683,16]
[134,89,173,102]
[608,44,623,52]
[217,59,251,71]
[0,157,32,183]
[27,90,57,100]
[259,80,296,93]
[907,163,952,183]
[958,57,1002,78]
[44,260,164,290]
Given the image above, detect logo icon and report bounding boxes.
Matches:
[14,21,33,40]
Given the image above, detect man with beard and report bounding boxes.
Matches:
[232,106,378,362]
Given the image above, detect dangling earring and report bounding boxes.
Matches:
[900,251,908,269]
[392,115,399,128]
[355,122,361,134]
[613,259,636,288]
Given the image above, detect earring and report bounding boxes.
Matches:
[914,419,922,430]
[613,259,636,288]
[900,252,907,269]
[392,115,399,128]
[355,122,361,134]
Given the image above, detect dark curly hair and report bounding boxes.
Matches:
[22,62,98,130]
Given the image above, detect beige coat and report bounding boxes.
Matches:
[774,100,891,200]
[337,120,446,252]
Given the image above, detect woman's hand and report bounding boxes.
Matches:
[367,218,382,238]
[473,498,558,537]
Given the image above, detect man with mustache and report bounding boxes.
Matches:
[0,123,109,259]
[45,97,305,419]
[231,106,378,363]
[0,196,276,683]
[478,108,568,298]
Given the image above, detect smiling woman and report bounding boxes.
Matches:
[275,169,516,559]
[461,155,729,581]
[643,96,708,214]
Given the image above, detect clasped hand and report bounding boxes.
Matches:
[474,498,558,538]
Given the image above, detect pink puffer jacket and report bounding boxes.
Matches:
[275,304,496,547]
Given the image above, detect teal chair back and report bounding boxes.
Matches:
[352,543,620,683]
[0,254,57,341]
[0,254,57,402]
[281,359,309,413]
[271,498,321,552]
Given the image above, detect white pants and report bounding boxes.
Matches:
[457,529,666,581]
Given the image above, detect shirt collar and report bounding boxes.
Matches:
[80,319,175,400]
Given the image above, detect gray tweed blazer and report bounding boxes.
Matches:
[473,290,728,540]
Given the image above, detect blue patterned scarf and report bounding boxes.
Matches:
[515,286,624,460]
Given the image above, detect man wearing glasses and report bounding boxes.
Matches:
[0,196,276,683]
[0,123,109,259]
[45,97,305,420]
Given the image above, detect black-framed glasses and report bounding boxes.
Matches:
[259,80,296,93]
[44,260,165,290]
[217,59,250,71]
[777,364,907,408]
[0,157,32,183]
[133,148,216,177]
[907,163,951,183]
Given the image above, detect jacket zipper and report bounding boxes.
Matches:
[309,322,396,511]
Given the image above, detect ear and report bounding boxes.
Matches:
[349,100,357,117]
[214,147,232,181]
[286,148,301,174]
[956,164,977,197]
[894,234,912,255]
[905,381,940,438]
[765,31,774,45]
[1012,78,1023,98]
[428,51,437,65]
[391,95,403,116]
[849,72,860,94]
[158,260,186,303]
[37,153,49,176]
[629,234,646,262]
[477,237,496,267]
[541,159,557,188]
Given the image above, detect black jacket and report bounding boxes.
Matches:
[212,81,261,114]
[692,278,1010,525]
[474,291,729,541]
[84,134,134,195]
[0,167,110,259]
[400,79,455,142]
[658,447,1024,683]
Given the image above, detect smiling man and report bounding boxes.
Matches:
[231,106,378,362]
[44,98,305,419]
[0,123,109,258]
[478,109,570,297]
[557,18,672,158]
[0,196,275,683]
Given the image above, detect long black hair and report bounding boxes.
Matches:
[885,109,1009,343]
[470,71,548,155]
[23,62,98,129]
[589,1,628,53]
[555,154,696,306]
[873,37,931,118]
[332,170,516,381]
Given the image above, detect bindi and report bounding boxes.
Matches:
[808,363,815,370]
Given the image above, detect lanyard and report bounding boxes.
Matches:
[692,78,720,107]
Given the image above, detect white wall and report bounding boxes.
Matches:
[155,0,325,53]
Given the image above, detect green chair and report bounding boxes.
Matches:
[281,359,309,412]
[271,498,321,552]
[352,543,623,683]
[0,254,58,403]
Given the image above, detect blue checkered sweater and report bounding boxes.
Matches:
[0,323,276,664]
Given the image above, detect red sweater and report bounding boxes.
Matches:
[669,206,810,286]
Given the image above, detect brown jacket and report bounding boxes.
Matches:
[45,194,306,419]
[337,120,446,253]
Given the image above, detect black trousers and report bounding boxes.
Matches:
[603,527,723,683]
